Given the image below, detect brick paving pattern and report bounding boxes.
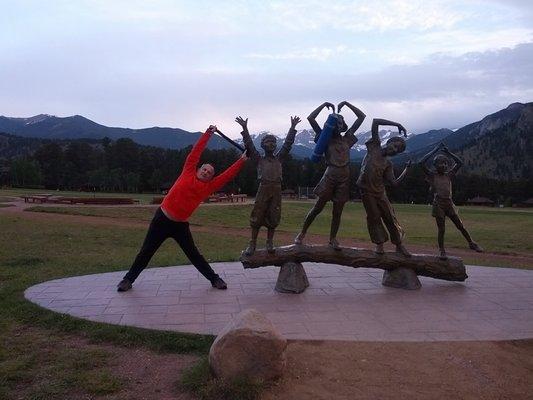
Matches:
[25,263,533,341]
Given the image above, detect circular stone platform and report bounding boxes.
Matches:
[25,263,533,341]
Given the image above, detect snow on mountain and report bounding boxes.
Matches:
[4,114,54,125]
[234,128,416,160]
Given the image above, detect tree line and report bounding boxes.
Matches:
[2,137,532,205]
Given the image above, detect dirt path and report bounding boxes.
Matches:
[2,198,532,267]
[10,325,533,400]
[263,339,533,400]
[44,338,533,400]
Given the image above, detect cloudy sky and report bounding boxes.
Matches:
[1,0,532,136]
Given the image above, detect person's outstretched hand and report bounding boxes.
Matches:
[240,152,249,160]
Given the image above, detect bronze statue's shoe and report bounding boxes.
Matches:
[469,242,483,253]
[375,243,385,255]
[244,241,256,256]
[329,238,341,251]
[439,249,448,260]
[396,244,412,258]
[266,240,275,254]
[294,233,305,245]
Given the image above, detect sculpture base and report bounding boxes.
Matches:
[240,244,467,282]
[382,267,421,290]
[275,262,309,294]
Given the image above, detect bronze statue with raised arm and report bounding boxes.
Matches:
[356,118,411,257]
[419,142,483,259]
[294,101,366,250]
[239,115,301,255]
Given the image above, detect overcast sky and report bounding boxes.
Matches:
[1,0,532,137]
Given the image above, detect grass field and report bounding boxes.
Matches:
[26,201,533,260]
[0,212,248,399]
[1,189,532,398]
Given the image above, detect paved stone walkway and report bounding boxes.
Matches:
[25,263,533,341]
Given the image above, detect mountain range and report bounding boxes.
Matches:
[1,102,531,180]
[0,114,231,150]
[440,102,532,180]
[0,113,450,160]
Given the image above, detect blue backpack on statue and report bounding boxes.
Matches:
[311,113,338,163]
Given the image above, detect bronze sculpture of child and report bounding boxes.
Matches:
[420,142,483,259]
[356,118,412,257]
[238,115,301,255]
[294,101,366,249]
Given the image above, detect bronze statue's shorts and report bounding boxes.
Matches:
[432,197,458,219]
[313,165,350,204]
[250,182,282,229]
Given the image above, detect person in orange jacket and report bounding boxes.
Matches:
[117,125,247,292]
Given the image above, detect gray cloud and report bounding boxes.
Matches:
[1,38,531,135]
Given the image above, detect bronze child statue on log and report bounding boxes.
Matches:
[238,115,301,255]
[419,142,483,259]
[294,101,366,250]
[356,118,411,257]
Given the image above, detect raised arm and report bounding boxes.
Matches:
[338,101,366,146]
[210,153,247,192]
[236,116,260,162]
[385,160,411,187]
[308,102,335,140]
[183,125,215,174]
[277,116,301,159]
[442,145,463,175]
[371,118,407,141]
[419,143,442,175]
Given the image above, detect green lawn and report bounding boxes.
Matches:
[27,201,533,257]
[0,212,249,399]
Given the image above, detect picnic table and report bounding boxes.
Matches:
[51,197,137,205]
[231,194,247,202]
[21,194,54,203]
[206,194,248,203]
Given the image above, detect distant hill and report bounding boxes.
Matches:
[0,114,233,150]
[448,103,532,181]
[394,102,533,181]
[404,128,454,154]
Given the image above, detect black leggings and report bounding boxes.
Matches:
[124,208,219,283]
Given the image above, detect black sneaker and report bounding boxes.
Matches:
[211,277,227,290]
[117,278,132,292]
[469,241,483,253]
